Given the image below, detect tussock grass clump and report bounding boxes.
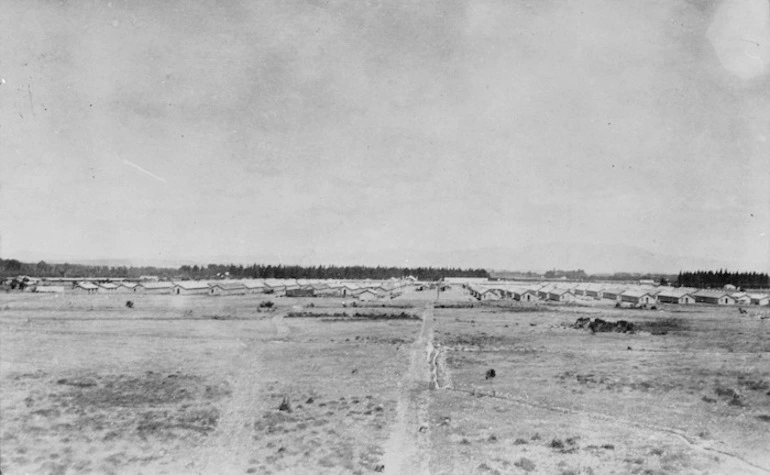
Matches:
[514,457,536,472]
[136,406,220,436]
[550,438,565,449]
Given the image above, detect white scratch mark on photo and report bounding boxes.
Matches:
[123,159,167,183]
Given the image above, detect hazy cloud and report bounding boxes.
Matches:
[1,0,768,271]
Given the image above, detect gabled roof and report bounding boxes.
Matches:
[263,279,287,288]
[621,289,654,298]
[354,288,381,295]
[77,282,99,290]
[138,281,173,289]
[98,283,119,289]
[36,286,65,292]
[508,286,535,295]
[747,293,770,299]
[210,282,245,291]
[657,287,695,298]
[548,288,572,296]
[173,281,210,290]
[692,289,731,297]
[601,286,626,294]
[241,280,266,289]
[583,283,604,292]
[467,284,489,294]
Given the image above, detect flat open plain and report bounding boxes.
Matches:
[1,288,769,474]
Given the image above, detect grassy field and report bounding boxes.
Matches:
[1,290,769,474]
[429,303,770,474]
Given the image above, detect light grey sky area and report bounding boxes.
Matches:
[1,0,768,273]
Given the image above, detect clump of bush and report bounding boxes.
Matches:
[572,317,634,333]
[434,303,476,309]
[286,311,348,318]
[285,311,419,321]
[737,375,769,392]
[278,396,292,413]
[259,300,275,309]
[715,386,744,406]
[550,437,580,453]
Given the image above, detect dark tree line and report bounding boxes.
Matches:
[1,258,488,281]
[677,270,769,289]
[544,269,589,280]
[0,259,178,279]
[534,269,677,283]
[178,264,489,281]
[593,272,677,283]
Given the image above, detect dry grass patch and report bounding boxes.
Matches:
[2,370,231,474]
[42,371,231,439]
[250,391,391,473]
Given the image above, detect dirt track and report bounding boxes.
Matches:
[189,311,292,473]
[382,304,434,475]
[189,338,264,473]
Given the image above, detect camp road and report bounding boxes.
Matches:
[382,304,435,475]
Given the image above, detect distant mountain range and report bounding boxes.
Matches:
[5,242,752,274]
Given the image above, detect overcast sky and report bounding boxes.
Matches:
[1,0,768,271]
